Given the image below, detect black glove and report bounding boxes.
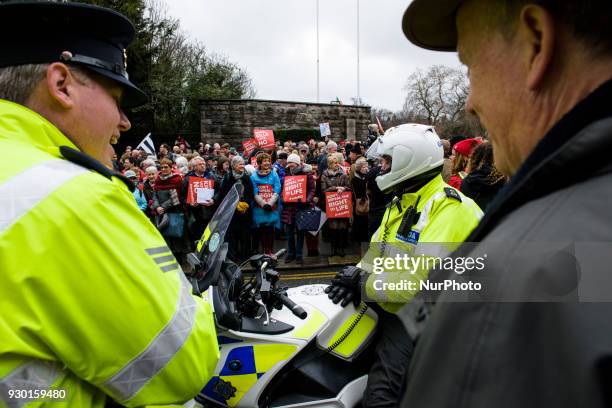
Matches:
[324,266,363,307]
[263,204,273,212]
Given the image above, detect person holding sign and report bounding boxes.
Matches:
[280,154,316,264]
[321,154,352,257]
[180,156,215,250]
[215,155,254,262]
[250,153,281,255]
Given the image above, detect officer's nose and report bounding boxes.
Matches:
[119,109,131,132]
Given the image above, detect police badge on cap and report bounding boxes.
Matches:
[0,1,147,108]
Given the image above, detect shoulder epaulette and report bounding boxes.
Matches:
[60,146,135,191]
[443,187,462,202]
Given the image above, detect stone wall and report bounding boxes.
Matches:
[200,99,371,146]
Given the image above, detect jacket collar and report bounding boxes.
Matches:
[394,174,445,211]
[0,99,78,157]
[470,78,612,241]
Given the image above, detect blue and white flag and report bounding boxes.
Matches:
[136,133,155,155]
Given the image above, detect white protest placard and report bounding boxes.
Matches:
[196,186,214,203]
[319,122,331,137]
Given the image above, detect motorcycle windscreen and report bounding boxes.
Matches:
[196,183,242,276]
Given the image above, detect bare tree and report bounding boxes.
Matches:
[402,65,468,125]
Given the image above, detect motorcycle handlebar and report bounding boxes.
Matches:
[279,293,307,319]
[274,248,287,259]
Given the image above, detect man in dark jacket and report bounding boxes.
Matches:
[399,1,612,407]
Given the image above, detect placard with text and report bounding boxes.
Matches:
[325,191,352,218]
[253,129,275,148]
[242,138,258,155]
[282,175,307,203]
[187,177,214,205]
[257,184,277,210]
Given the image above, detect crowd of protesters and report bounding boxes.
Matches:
[114,129,506,265]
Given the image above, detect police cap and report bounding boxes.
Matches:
[0,1,147,108]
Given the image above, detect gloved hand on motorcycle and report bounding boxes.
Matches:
[324,266,364,307]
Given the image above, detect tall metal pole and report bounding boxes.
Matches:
[356,0,360,105]
[316,0,320,103]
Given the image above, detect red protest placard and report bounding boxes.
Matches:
[242,138,258,155]
[187,177,215,205]
[257,184,278,209]
[341,164,351,175]
[254,129,275,148]
[282,175,307,203]
[325,191,352,218]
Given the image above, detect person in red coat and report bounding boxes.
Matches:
[153,158,187,261]
[448,138,482,189]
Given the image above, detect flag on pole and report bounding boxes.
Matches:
[375,116,385,134]
[136,133,155,155]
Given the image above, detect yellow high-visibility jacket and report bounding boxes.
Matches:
[0,100,218,407]
[363,174,483,311]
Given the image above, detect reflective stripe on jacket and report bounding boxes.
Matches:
[0,100,219,407]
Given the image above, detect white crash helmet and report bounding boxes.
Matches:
[373,123,444,192]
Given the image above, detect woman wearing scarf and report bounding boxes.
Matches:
[250,153,281,255]
[281,154,316,264]
[213,156,230,187]
[216,155,254,262]
[153,158,188,262]
[321,153,352,257]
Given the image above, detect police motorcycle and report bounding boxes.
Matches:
[186,185,379,408]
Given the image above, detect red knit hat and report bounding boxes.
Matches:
[453,138,481,157]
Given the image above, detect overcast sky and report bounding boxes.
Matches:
[165,0,462,112]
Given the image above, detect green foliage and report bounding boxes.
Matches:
[274,128,321,143]
[70,0,256,147]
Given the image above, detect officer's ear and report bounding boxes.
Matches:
[44,62,79,110]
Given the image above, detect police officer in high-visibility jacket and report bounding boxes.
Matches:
[0,2,218,407]
[325,124,483,407]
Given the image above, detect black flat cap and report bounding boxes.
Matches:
[0,1,147,108]
[402,0,462,51]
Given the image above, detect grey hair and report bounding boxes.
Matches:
[326,141,338,152]
[0,64,49,105]
[145,166,158,175]
[175,155,188,167]
[140,159,155,169]
[230,155,244,170]
[0,63,92,105]
[190,156,205,167]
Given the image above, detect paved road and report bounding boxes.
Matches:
[277,266,342,288]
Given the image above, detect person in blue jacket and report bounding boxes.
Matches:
[273,152,287,185]
[251,153,281,255]
[125,170,147,212]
